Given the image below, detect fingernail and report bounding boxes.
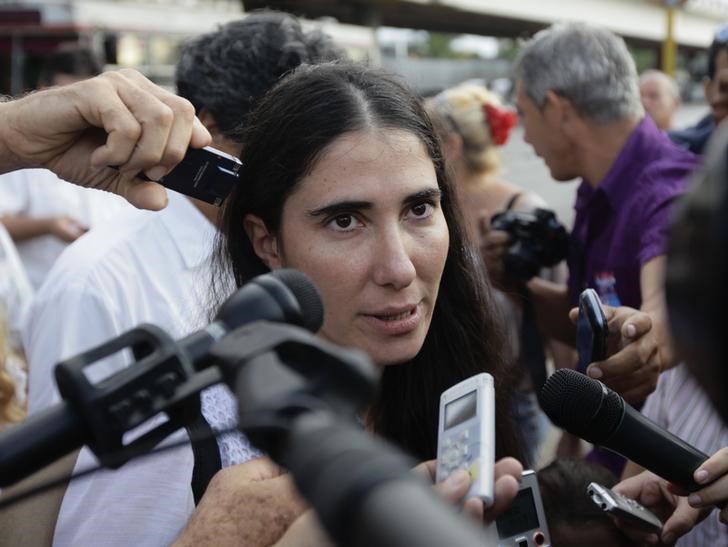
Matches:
[145,165,168,181]
[625,324,636,337]
[446,470,470,489]
[587,366,603,379]
[662,532,675,544]
[688,494,702,507]
[695,469,710,484]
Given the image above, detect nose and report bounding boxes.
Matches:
[371,226,416,290]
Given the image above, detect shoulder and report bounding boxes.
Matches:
[509,191,548,211]
[0,168,69,196]
[487,177,549,211]
[633,142,697,202]
[668,114,714,154]
[34,208,157,301]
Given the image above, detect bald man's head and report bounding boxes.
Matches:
[639,70,680,130]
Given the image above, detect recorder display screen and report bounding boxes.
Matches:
[496,488,540,539]
[444,390,477,430]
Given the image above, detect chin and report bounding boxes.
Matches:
[370,342,422,368]
[549,168,578,182]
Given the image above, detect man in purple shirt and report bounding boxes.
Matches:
[568,115,697,315]
[484,23,698,441]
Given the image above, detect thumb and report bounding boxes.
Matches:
[568,306,579,325]
[434,470,471,504]
[123,180,169,211]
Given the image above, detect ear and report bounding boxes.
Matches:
[198,108,243,157]
[243,214,283,270]
[543,90,571,124]
[544,90,581,138]
[197,107,219,134]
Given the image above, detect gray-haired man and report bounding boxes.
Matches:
[483,23,698,472]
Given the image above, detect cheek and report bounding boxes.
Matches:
[279,235,365,314]
[419,218,450,284]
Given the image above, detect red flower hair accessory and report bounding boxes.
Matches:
[483,103,518,146]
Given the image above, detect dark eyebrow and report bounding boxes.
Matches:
[403,188,442,207]
[307,200,372,218]
[306,188,442,218]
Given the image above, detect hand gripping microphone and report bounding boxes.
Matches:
[0,269,323,487]
[539,369,708,492]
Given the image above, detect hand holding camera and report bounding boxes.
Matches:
[490,208,569,284]
[483,208,568,291]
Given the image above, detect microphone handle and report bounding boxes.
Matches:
[352,479,489,547]
[606,404,708,492]
[279,414,485,547]
[0,404,84,487]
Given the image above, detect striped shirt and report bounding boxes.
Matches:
[642,364,728,547]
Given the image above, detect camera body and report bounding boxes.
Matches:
[490,208,569,283]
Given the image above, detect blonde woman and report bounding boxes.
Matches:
[427,83,573,465]
[0,309,26,431]
[0,224,29,431]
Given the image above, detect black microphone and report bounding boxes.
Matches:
[179,268,323,365]
[0,269,323,486]
[539,369,708,492]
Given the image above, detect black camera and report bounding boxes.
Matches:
[490,208,569,283]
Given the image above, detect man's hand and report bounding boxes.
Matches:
[479,227,513,291]
[174,457,306,547]
[0,69,211,210]
[414,457,523,524]
[614,470,708,545]
[569,305,660,404]
[671,447,728,526]
[272,510,335,547]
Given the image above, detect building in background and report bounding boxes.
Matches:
[0,0,382,95]
[0,0,241,93]
[5,0,728,98]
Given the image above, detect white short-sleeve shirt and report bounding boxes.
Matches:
[23,191,258,546]
[0,169,131,289]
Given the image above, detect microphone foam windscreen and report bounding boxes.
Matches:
[539,369,622,441]
[271,269,324,332]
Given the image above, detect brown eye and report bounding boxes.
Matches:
[326,213,362,232]
[411,203,428,216]
[334,215,353,228]
[408,202,434,219]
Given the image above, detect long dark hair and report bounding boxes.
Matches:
[214,62,522,461]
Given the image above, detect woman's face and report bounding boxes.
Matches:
[253,129,450,366]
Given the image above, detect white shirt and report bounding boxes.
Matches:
[24,192,258,547]
[0,169,131,289]
[642,365,728,547]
